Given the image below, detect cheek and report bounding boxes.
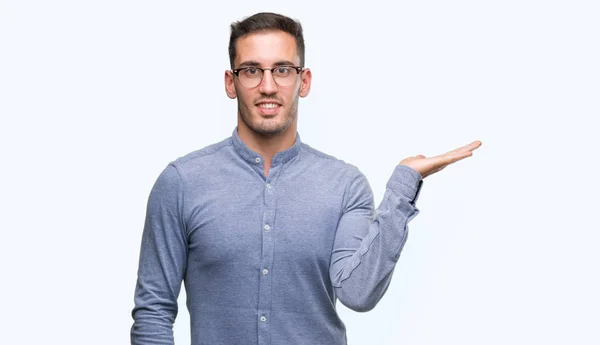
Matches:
[284,86,301,104]
[236,90,254,108]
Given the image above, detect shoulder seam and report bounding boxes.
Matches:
[300,144,339,161]
[166,163,190,243]
[174,138,232,166]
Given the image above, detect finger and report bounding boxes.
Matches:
[426,146,477,175]
[447,151,473,163]
[434,151,473,168]
[445,140,482,155]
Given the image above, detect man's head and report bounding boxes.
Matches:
[225,12,312,137]
[228,12,305,69]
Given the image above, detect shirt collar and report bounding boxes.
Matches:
[231,126,302,166]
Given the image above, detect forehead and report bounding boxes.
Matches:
[234,30,299,66]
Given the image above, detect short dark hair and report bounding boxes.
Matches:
[228,12,305,69]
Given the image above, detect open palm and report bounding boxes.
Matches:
[399,141,482,179]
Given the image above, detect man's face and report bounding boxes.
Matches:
[225,30,311,136]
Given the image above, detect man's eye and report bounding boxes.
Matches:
[246,68,259,75]
[275,67,290,74]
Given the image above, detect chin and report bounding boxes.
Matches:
[252,122,288,135]
[250,118,292,135]
[239,107,296,136]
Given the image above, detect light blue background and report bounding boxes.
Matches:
[1,1,598,344]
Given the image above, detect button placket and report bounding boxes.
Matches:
[257,165,281,345]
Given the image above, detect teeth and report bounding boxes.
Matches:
[258,103,279,109]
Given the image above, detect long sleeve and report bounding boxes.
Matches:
[131,164,188,345]
[329,164,423,312]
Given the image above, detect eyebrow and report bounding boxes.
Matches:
[238,60,297,68]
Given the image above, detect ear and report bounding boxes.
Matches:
[225,70,237,99]
[299,68,312,98]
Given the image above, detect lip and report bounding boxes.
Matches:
[255,100,282,106]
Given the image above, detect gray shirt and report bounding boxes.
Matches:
[131,127,424,345]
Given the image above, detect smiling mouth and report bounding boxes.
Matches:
[256,102,281,115]
[257,103,280,109]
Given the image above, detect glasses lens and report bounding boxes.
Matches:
[273,67,299,86]
[239,68,262,88]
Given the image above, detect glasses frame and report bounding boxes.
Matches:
[231,66,304,88]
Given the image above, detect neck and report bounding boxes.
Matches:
[237,121,297,161]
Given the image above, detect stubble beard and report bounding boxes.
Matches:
[238,95,299,136]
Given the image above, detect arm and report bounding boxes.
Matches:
[329,164,423,312]
[131,164,188,345]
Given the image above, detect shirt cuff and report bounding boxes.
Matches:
[385,164,424,204]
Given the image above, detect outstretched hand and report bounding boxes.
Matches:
[399,141,482,179]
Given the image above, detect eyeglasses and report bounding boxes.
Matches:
[231,66,304,88]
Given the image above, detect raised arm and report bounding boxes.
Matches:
[330,140,482,312]
[329,164,423,312]
[131,164,188,345]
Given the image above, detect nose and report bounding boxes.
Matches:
[258,69,278,95]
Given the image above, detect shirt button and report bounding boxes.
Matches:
[255,157,261,163]
[266,183,271,189]
[260,316,267,322]
[263,269,269,275]
[264,224,270,231]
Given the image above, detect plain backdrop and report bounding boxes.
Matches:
[1,1,599,344]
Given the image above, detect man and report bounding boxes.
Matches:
[131,12,481,345]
